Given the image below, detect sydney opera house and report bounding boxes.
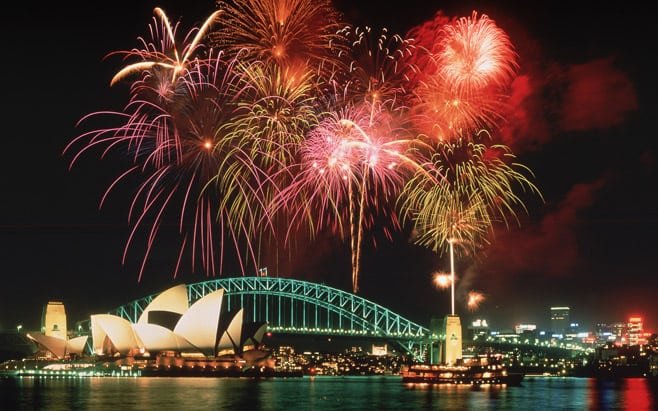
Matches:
[90,284,267,359]
[18,284,273,373]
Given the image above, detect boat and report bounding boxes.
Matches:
[401,359,524,386]
[0,358,140,378]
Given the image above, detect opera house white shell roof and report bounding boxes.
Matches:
[136,283,188,325]
[26,332,88,360]
[90,285,266,358]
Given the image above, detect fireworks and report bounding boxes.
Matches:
[271,102,414,292]
[65,9,266,279]
[209,0,347,83]
[408,11,519,141]
[433,272,452,289]
[65,3,543,305]
[435,12,518,95]
[334,25,417,110]
[399,133,541,314]
[467,291,485,311]
[398,134,542,258]
[110,8,223,87]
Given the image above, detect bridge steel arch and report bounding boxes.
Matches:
[101,276,432,360]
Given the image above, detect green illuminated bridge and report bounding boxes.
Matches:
[82,276,589,362]
[92,276,434,361]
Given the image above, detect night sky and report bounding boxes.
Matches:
[1,1,655,334]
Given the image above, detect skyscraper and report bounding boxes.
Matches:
[627,316,643,346]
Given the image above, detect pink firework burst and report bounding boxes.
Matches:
[272,101,415,292]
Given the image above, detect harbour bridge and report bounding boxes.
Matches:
[77,276,586,362]
[78,276,433,360]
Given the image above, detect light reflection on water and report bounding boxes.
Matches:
[1,376,656,410]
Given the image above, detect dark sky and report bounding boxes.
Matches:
[1,1,655,334]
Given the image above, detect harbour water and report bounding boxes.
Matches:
[1,375,657,410]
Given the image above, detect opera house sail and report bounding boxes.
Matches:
[23,301,88,360]
[89,284,269,364]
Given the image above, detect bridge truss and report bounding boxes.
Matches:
[97,276,433,360]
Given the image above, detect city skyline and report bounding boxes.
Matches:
[1,1,655,333]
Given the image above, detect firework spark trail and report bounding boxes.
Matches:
[218,59,322,273]
[339,117,412,293]
[400,135,542,257]
[410,73,511,142]
[122,55,248,280]
[269,101,420,292]
[401,181,492,257]
[398,135,542,313]
[335,25,417,110]
[435,12,518,95]
[89,8,222,170]
[65,9,271,280]
[210,0,347,83]
[308,23,419,292]
[207,0,354,274]
[110,8,223,86]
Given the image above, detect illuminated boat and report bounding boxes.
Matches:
[401,362,524,386]
[0,358,139,377]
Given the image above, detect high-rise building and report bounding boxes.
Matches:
[550,306,570,335]
[595,322,625,345]
[627,316,643,346]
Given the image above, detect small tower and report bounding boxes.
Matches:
[443,314,462,365]
[42,301,67,340]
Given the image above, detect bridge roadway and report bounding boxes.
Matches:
[78,276,583,362]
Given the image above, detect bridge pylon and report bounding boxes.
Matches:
[443,314,462,365]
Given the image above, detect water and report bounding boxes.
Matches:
[1,376,657,410]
